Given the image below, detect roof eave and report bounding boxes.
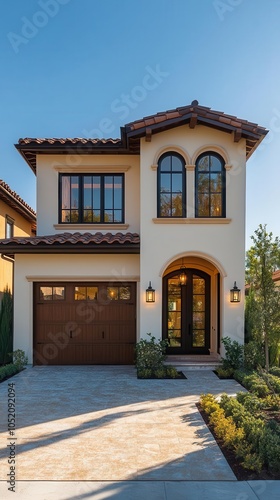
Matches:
[0,243,140,255]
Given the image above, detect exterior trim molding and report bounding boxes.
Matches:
[54,165,131,173]
[225,164,233,171]
[26,275,140,282]
[152,218,232,224]
[191,144,230,165]
[159,251,228,278]
[53,224,130,230]
[153,145,191,165]
[186,164,196,171]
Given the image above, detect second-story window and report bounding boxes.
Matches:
[6,216,14,238]
[195,153,226,217]
[59,174,124,224]
[157,153,186,217]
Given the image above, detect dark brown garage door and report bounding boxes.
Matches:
[33,282,136,365]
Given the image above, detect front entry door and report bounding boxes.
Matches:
[163,269,210,354]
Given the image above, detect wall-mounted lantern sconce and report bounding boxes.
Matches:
[230,282,241,303]
[146,281,155,302]
[179,266,187,286]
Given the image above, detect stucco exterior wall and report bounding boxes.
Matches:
[36,154,140,235]
[13,254,140,363]
[139,125,246,351]
[0,200,34,295]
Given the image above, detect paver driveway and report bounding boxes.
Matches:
[0,366,245,481]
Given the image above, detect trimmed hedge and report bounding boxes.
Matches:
[0,364,18,381]
[200,392,280,474]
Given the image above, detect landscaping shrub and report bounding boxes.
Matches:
[201,390,280,475]
[260,372,280,394]
[259,428,280,474]
[135,333,168,374]
[10,349,28,371]
[166,366,179,378]
[242,373,270,397]
[236,392,263,416]
[215,367,234,379]
[221,336,244,370]
[0,363,18,381]
[135,334,181,378]
[270,366,280,378]
[244,341,265,371]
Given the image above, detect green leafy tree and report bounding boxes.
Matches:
[0,287,13,365]
[246,225,280,370]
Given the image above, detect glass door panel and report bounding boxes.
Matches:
[167,277,182,347]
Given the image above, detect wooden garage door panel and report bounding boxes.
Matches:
[34,344,135,365]
[34,282,136,365]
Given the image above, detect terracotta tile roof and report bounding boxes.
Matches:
[273,270,280,282]
[19,138,122,146]
[16,101,268,173]
[0,232,140,255]
[0,180,36,233]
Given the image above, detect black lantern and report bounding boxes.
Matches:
[179,266,187,286]
[230,282,241,302]
[146,281,155,302]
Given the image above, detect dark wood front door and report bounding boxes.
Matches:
[33,282,136,365]
[163,269,210,354]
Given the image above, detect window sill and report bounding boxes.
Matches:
[152,218,232,224]
[53,223,129,230]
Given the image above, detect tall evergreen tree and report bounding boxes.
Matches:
[246,225,280,369]
[0,286,13,365]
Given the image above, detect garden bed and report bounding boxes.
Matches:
[197,401,279,480]
[137,370,186,379]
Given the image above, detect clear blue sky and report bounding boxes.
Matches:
[1,0,280,247]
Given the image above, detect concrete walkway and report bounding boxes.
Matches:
[0,366,279,498]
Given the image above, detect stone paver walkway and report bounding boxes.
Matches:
[0,366,246,483]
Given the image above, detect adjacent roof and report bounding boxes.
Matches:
[16,101,269,173]
[0,232,140,255]
[0,180,36,233]
[272,269,280,283]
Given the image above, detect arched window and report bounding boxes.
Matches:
[157,153,186,217]
[195,152,226,218]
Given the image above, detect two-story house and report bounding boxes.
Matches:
[0,180,36,301]
[0,101,268,365]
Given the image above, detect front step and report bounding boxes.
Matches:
[164,354,222,371]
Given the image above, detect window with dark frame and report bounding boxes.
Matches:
[59,174,124,224]
[195,153,226,218]
[157,153,186,217]
[5,216,14,238]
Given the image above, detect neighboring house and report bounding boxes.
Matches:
[245,269,280,295]
[273,270,280,290]
[0,101,268,365]
[0,180,36,301]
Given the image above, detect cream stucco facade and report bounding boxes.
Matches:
[4,102,267,365]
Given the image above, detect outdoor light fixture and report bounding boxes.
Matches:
[146,282,155,302]
[230,282,241,303]
[179,266,187,286]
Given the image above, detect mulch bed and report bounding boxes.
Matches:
[197,402,280,480]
